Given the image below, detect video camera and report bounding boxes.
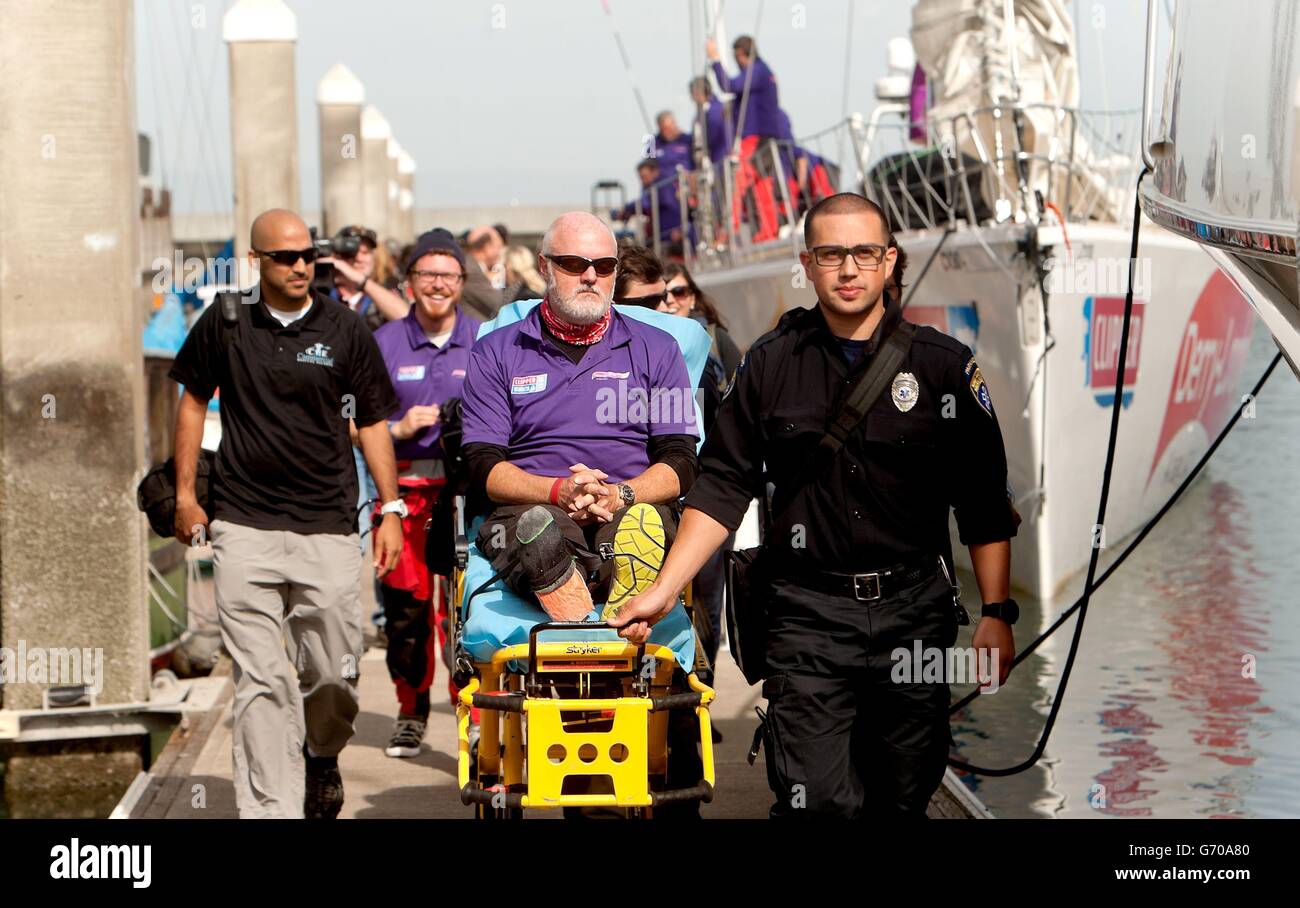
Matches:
[309,225,378,296]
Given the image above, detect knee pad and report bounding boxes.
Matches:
[515,506,577,595]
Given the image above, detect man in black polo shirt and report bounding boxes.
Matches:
[169,208,402,819]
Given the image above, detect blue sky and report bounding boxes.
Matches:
[135,0,1147,213]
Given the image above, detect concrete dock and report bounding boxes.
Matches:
[126,639,986,819]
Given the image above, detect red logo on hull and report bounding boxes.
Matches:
[1148,271,1254,484]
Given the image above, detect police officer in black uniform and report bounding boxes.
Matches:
[610,192,1019,818]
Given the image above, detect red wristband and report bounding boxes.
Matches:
[549,477,564,506]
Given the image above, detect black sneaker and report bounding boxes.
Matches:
[304,753,344,819]
[384,714,427,758]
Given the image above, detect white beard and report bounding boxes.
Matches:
[546,273,611,325]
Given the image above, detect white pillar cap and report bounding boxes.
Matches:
[223,0,297,43]
[316,63,365,105]
[387,137,400,159]
[361,105,391,140]
[398,150,416,175]
[886,36,915,74]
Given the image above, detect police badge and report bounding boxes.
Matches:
[891,371,919,412]
[964,357,994,417]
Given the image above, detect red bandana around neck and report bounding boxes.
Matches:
[539,297,611,346]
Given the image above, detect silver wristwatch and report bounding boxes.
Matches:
[617,483,635,508]
[380,499,409,519]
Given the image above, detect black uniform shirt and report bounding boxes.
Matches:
[685,300,1017,572]
[169,291,399,535]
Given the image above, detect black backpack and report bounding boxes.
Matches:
[136,292,242,538]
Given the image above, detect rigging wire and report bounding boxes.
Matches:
[947,170,1286,776]
[947,170,1150,776]
[599,0,654,135]
[836,0,855,195]
[952,347,1283,724]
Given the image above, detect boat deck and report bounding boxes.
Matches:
[125,644,988,819]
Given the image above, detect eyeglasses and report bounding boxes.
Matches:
[617,291,670,308]
[810,244,888,269]
[255,247,319,266]
[667,285,692,299]
[410,270,464,286]
[544,253,619,277]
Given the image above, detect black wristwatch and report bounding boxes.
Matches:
[617,483,636,508]
[980,598,1020,625]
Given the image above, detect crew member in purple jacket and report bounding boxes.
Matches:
[690,77,733,167]
[370,228,479,759]
[612,158,685,254]
[707,33,780,241]
[652,110,694,176]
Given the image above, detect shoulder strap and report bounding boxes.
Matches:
[760,318,917,535]
[215,290,240,353]
[819,319,916,456]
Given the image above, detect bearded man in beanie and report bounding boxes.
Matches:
[369,229,479,757]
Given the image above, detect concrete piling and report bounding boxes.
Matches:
[317,63,366,237]
[387,137,403,245]
[223,0,300,259]
[360,105,391,241]
[0,0,148,815]
[398,148,417,245]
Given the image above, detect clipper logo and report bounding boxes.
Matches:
[1148,271,1253,484]
[297,342,335,367]
[511,373,548,395]
[1083,296,1144,407]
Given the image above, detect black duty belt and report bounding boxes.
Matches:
[793,556,940,602]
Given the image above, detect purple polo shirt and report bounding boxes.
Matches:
[461,307,698,483]
[712,56,780,139]
[654,132,694,173]
[372,307,479,460]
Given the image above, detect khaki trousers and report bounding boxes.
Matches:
[210,519,364,819]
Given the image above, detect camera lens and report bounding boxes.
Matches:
[333,235,361,257]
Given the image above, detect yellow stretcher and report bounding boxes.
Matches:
[450,506,716,818]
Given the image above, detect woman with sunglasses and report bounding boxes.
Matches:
[660,264,741,394]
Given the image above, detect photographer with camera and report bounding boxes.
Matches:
[321,224,409,331]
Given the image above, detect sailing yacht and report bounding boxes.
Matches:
[648,0,1255,602]
[1138,0,1300,373]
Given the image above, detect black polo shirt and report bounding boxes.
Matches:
[169,290,399,535]
[685,301,1017,573]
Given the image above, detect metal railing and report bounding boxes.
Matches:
[607,102,1142,270]
[849,103,1143,233]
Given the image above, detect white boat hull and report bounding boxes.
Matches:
[696,221,1254,600]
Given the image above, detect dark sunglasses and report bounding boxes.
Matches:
[255,247,319,266]
[667,285,692,299]
[544,253,619,277]
[618,291,670,308]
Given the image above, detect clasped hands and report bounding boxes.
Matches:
[555,462,622,525]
